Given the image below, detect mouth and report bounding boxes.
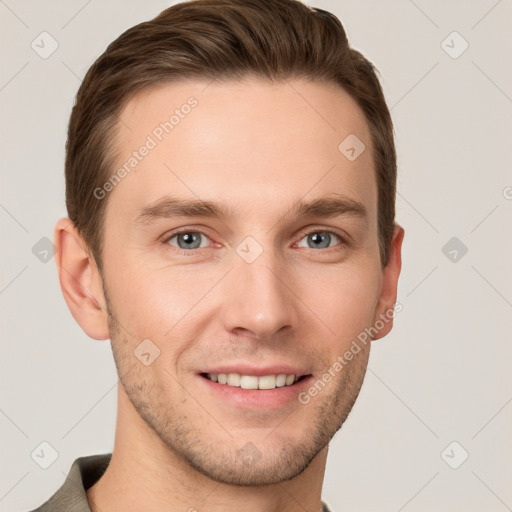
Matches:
[197,365,314,409]
[200,372,310,390]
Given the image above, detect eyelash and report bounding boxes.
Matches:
[163,228,348,256]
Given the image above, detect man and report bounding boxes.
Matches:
[32,0,404,510]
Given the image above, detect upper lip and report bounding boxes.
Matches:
[199,364,311,377]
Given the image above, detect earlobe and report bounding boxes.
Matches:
[372,223,405,341]
[54,217,110,340]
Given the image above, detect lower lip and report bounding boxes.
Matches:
[198,374,313,409]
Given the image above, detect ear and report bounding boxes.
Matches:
[371,223,405,340]
[54,217,110,340]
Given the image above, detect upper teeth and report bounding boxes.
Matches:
[206,373,297,389]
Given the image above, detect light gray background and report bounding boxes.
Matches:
[1,1,511,511]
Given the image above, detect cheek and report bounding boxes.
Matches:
[105,246,381,349]
[104,256,221,338]
[298,260,380,342]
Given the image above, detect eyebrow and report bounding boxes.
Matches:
[134,194,368,226]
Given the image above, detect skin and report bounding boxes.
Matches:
[55,77,404,512]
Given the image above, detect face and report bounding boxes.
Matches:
[98,77,394,485]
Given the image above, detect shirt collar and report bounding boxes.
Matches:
[32,453,111,512]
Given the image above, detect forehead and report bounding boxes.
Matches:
[108,77,376,223]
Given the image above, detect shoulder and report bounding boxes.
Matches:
[25,453,112,512]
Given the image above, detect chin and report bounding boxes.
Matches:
[183,442,318,486]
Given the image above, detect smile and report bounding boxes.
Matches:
[201,373,307,390]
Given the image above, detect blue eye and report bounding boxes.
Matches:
[296,231,342,249]
[164,228,346,256]
[167,231,209,250]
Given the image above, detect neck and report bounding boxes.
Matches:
[86,386,328,512]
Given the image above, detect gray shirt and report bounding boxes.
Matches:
[29,453,333,512]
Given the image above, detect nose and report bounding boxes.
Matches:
[221,249,299,340]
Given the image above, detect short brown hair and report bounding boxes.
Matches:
[65,0,396,270]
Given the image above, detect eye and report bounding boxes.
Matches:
[166,231,210,251]
[296,230,343,250]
